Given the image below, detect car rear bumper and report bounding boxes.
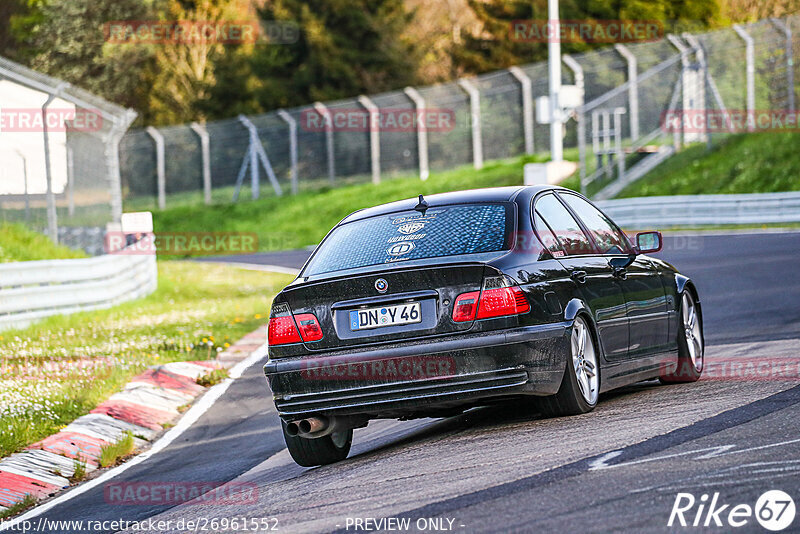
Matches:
[264,322,571,418]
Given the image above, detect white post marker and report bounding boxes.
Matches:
[509,66,534,155]
[277,109,299,195]
[404,87,430,180]
[358,95,381,184]
[457,78,483,170]
[189,122,212,205]
[732,24,755,132]
[614,44,639,140]
[313,101,336,183]
[145,126,166,210]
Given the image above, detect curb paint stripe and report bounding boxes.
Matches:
[26,433,109,467]
[160,361,213,380]
[63,413,156,443]
[131,368,204,396]
[0,472,59,506]
[91,400,176,431]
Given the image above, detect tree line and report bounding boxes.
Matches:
[0,0,793,126]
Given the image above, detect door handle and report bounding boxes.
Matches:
[570,270,587,284]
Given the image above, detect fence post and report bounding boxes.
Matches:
[508,66,534,155]
[313,102,335,184]
[107,110,137,223]
[733,24,755,131]
[682,33,710,148]
[190,122,212,205]
[667,34,690,147]
[145,126,167,209]
[66,147,75,217]
[613,44,639,140]
[457,78,483,170]
[770,17,795,112]
[42,89,63,243]
[14,150,30,221]
[238,115,282,198]
[358,95,381,184]
[404,87,430,180]
[277,110,299,195]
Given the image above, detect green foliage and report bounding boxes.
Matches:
[618,133,800,197]
[196,368,230,387]
[99,432,135,468]
[0,223,87,262]
[452,0,722,73]
[0,493,37,520]
[21,0,154,112]
[251,0,419,109]
[70,458,87,483]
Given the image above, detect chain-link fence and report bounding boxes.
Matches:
[0,56,137,254]
[115,14,798,211]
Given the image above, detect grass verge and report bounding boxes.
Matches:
[0,494,37,520]
[153,151,585,253]
[0,223,87,262]
[618,133,800,198]
[0,261,292,458]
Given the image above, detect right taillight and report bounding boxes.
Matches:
[268,304,324,346]
[294,313,323,342]
[452,278,530,323]
[477,286,530,319]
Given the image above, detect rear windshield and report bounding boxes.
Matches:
[303,203,513,276]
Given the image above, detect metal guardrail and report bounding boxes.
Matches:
[0,249,157,331]
[596,192,800,229]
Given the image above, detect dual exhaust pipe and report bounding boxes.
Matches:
[285,415,366,439]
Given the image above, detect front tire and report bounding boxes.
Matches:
[282,421,352,467]
[540,315,600,416]
[660,291,704,383]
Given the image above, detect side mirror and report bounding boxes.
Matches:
[635,231,662,254]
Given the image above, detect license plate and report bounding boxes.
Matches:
[349,302,422,331]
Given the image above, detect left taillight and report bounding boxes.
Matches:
[268,304,323,345]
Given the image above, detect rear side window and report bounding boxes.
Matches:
[533,211,565,257]
[559,193,631,254]
[534,194,594,256]
[304,204,512,276]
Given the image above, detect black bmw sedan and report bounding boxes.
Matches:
[264,186,704,467]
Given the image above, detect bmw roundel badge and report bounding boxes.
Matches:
[375,278,388,293]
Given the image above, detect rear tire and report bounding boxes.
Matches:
[660,291,703,383]
[282,421,352,467]
[539,316,600,417]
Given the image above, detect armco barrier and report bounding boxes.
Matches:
[596,192,800,229]
[0,249,157,331]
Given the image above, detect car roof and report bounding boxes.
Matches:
[341,185,558,223]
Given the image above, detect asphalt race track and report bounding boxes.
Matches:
[25,231,800,533]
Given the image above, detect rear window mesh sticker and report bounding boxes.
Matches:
[305,204,508,275]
